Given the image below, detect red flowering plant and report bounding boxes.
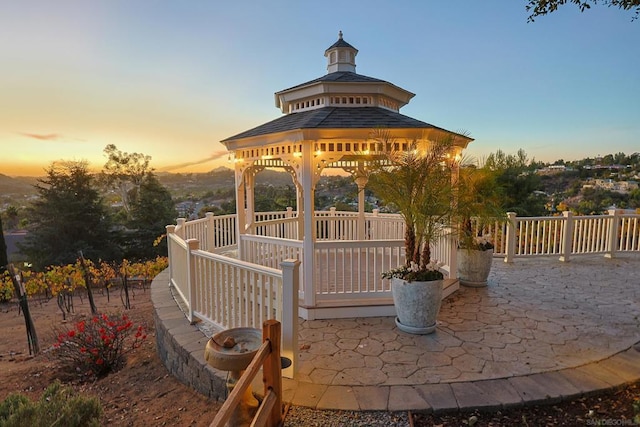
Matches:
[50,313,147,379]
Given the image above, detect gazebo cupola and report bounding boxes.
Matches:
[325,30,358,73]
[220,33,473,319]
[273,33,416,115]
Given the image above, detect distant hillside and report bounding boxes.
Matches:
[157,168,294,196]
[0,174,37,195]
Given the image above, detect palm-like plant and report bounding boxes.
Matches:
[455,160,505,251]
[369,133,457,280]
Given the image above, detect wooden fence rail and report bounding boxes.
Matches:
[210,320,283,427]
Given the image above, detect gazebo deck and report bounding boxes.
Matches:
[158,253,640,411]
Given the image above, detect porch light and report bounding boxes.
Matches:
[315,150,322,156]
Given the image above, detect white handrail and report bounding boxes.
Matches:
[499,209,640,261]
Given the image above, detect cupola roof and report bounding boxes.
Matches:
[274,32,415,114]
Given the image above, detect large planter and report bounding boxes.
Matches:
[391,277,443,335]
[457,248,493,287]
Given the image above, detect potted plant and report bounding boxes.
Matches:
[370,133,459,334]
[454,162,505,287]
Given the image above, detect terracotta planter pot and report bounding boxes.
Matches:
[391,277,443,334]
[457,248,493,287]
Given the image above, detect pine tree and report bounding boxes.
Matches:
[19,161,121,270]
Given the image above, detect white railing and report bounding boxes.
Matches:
[492,215,565,257]
[166,226,189,302]
[366,212,406,240]
[240,235,304,269]
[178,209,640,262]
[501,209,640,262]
[254,209,293,222]
[191,251,282,328]
[314,208,405,241]
[166,208,639,377]
[619,214,640,251]
[176,213,237,253]
[165,226,300,378]
[252,217,299,240]
[314,240,404,302]
[431,231,454,273]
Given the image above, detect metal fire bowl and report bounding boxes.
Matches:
[204,327,262,372]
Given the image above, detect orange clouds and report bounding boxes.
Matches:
[18,132,86,143]
[158,150,228,172]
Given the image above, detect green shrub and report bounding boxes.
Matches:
[0,380,102,427]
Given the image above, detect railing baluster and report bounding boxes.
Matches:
[606,209,619,258]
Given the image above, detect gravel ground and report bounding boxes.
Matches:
[284,406,410,427]
[281,381,640,426]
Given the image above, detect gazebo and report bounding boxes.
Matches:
[219,32,473,320]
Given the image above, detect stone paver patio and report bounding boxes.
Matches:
[153,253,640,412]
[296,254,640,388]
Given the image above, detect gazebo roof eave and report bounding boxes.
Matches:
[221,126,473,152]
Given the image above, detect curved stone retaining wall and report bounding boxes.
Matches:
[151,270,227,400]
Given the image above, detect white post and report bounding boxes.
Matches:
[504,212,517,263]
[605,209,619,259]
[329,207,336,240]
[235,171,246,259]
[355,175,368,240]
[448,231,458,280]
[280,259,300,379]
[559,211,573,262]
[301,142,316,311]
[165,225,176,287]
[205,212,215,251]
[296,185,304,240]
[185,239,199,323]
[175,218,186,239]
[245,170,256,230]
[372,208,380,239]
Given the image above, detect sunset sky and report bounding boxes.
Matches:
[1,1,639,177]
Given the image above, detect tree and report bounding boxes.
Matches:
[101,144,152,218]
[254,184,297,212]
[526,0,640,21]
[485,149,547,216]
[629,188,640,208]
[602,154,615,165]
[125,173,177,260]
[3,205,19,230]
[19,161,121,270]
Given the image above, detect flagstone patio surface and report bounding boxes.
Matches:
[153,254,640,412]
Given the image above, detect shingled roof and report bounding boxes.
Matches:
[221,107,446,142]
[277,71,389,94]
[325,36,357,52]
